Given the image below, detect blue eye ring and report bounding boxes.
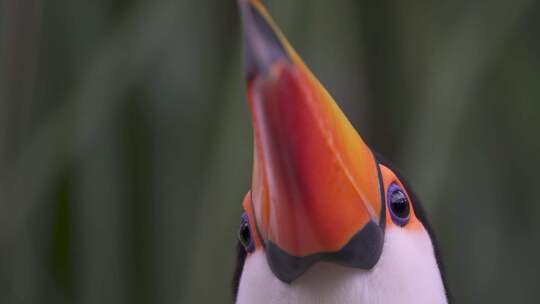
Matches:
[387,183,410,226]
[239,212,255,253]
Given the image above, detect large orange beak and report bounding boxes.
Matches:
[239,0,384,282]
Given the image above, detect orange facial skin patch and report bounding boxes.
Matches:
[242,191,263,251]
[379,165,422,231]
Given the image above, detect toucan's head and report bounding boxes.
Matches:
[233,1,450,303]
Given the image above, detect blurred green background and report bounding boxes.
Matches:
[1,0,540,303]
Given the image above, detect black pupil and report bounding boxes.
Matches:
[239,222,251,248]
[390,190,409,218]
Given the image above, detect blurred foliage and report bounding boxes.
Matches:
[1,0,540,303]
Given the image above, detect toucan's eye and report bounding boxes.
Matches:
[238,213,255,253]
[388,183,410,226]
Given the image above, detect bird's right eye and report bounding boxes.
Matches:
[238,213,255,253]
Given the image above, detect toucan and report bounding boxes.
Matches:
[232,1,451,303]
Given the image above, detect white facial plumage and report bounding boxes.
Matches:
[236,226,448,304]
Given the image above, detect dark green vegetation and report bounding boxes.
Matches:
[1,0,539,303]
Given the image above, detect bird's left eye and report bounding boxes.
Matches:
[238,213,255,253]
[387,183,410,226]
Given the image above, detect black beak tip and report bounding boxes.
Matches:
[238,0,290,80]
